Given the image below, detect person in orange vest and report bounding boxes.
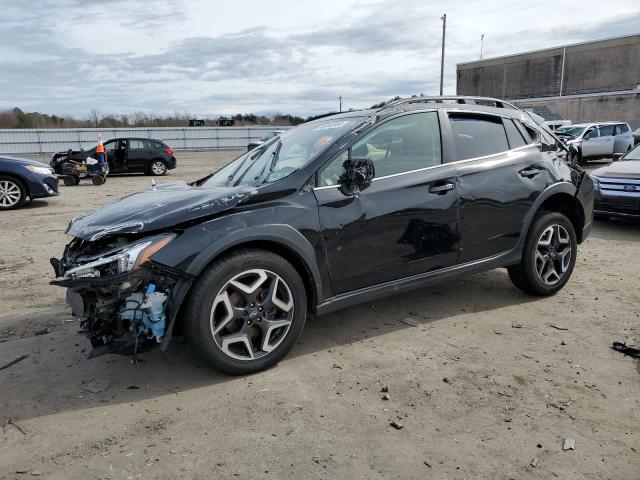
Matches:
[95,134,106,172]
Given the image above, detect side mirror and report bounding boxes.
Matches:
[339,149,375,195]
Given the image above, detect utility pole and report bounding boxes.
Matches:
[339,96,342,113]
[439,14,446,96]
[480,34,484,59]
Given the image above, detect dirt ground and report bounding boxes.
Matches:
[1,151,638,480]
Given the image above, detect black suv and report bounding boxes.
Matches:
[52,138,177,176]
[51,97,593,375]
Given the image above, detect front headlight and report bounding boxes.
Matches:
[25,165,54,175]
[64,234,176,279]
[590,175,600,190]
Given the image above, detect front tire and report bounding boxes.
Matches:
[508,211,577,296]
[0,176,26,210]
[148,160,167,176]
[184,249,307,375]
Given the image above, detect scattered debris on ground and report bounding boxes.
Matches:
[612,340,640,358]
[562,438,575,451]
[81,380,111,394]
[390,420,404,430]
[0,354,29,371]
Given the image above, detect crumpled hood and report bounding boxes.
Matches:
[592,161,640,180]
[67,181,256,241]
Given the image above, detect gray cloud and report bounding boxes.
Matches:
[0,0,637,117]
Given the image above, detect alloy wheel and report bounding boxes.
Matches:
[210,269,294,361]
[151,161,166,175]
[534,224,572,285]
[0,180,22,207]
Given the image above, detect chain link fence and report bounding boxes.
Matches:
[0,126,291,155]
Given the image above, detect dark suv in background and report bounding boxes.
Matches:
[51,96,593,375]
[52,137,177,176]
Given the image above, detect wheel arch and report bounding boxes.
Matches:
[523,182,586,245]
[180,224,323,314]
[0,172,29,196]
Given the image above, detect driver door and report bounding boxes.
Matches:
[313,112,459,295]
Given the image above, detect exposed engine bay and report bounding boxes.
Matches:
[51,233,188,358]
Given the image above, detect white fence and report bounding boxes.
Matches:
[0,127,291,155]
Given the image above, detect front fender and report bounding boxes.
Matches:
[151,214,324,304]
[189,223,323,299]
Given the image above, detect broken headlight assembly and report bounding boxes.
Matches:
[64,234,176,279]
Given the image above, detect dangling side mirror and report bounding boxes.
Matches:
[339,148,375,196]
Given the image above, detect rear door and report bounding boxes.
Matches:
[126,139,149,171]
[447,112,549,262]
[613,124,632,154]
[314,111,460,295]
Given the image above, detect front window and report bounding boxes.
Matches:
[319,112,442,186]
[623,145,640,161]
[203,117,366,187]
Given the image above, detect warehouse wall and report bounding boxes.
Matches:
[514,92,640,130]
[457,35,640,99]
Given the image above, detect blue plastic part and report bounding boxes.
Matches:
[119,291,166,343]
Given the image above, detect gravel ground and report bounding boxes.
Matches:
[0,151,638,479]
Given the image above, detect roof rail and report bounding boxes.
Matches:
[379,96,519,111]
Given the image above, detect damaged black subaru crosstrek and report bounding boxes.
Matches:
[51,96,594,375]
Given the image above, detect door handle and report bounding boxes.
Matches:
[429,182,455,194]
[519,167,540,178]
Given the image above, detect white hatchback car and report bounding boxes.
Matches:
[556,122,634,161]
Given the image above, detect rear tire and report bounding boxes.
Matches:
[0,176,26,210]
[148,160,167,176]
[184,249,307,375]
[508,211,577,296]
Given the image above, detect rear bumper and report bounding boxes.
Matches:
[167,156,177,170]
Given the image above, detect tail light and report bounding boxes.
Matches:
[165,146,174,156]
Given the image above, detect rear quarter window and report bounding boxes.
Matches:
[449,114,509,160]
[503,119,527,149]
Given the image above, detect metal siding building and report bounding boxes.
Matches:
[456,35,640,128]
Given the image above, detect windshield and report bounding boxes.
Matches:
[556,126,586,137]
[623,144,640,161]
[203,117,365,187]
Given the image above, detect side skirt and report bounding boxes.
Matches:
[315,249,521,317]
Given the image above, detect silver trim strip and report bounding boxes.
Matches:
[313,144,533,191]
[599,190,640,198]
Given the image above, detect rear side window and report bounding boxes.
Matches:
[615,124,629,134]
[449,114,509,160]
[503,119,527,149]
[129,139,146,149]
[598,125,614,137]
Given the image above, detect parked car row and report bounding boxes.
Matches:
[0,137,178,209]
[51,137,177,177]
[555,122,634,162]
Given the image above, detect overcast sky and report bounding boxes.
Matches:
[1,0,638,117]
